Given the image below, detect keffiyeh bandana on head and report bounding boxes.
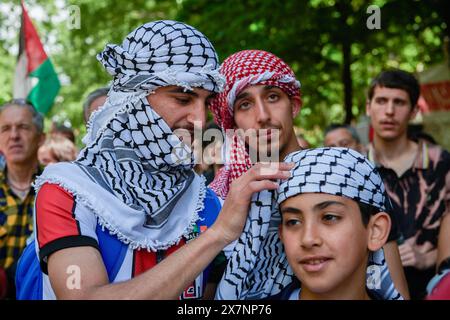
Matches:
[209,50,301,199]
[35,20,225,251]
[277,147,389,210]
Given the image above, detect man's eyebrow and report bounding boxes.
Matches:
[207,92,217,101]
[263,85,278,91]
[280,206,302,215]
[235,91,249,102]
[313,201,345,211]
[393,97,408,103]
[168,88,199,97]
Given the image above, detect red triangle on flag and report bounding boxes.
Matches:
[21,1,47,74]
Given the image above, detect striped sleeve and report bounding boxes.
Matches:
[35,183,99,273]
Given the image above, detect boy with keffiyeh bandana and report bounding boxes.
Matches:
[275,147,394,300]
[16,21,293,300]
[209,50,409,299]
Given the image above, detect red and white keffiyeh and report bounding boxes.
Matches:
[209,50,301,199]
[210,50,302,299]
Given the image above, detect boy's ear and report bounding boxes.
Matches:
[367,212,391,252]
[278,224,283,240]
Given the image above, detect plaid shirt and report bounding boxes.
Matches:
[0,166,41,273]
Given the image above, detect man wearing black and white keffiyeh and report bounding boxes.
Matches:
[29,20,293,300]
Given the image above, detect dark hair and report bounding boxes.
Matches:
[83,87,109,123]
[51,123,75,143]
[368,69,420,108]
[358,202,381,227]
[324,123,361,143]
[407,124,437,144]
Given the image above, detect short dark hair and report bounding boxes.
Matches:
[368,69,420,108]
[358,202,381,227]
[51,123,75,143]
[324,123,361,143]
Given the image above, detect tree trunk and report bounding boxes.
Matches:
[337,0,353,124]
[342,37,353,124]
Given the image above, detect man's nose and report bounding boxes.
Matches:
[385,100,395,115]
[255,99,270,125]
[10,127,20,139]
[187,101,207,128]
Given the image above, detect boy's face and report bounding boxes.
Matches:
[279,193,370,296]
[233,84,300,161]
[366,86,417,141]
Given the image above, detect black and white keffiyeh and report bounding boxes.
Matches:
[277,147,388,209]
[216,147,403,300]
[35,20,225,251]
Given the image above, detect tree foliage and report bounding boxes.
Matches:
[0,0,448,146]
[178,0,449,145]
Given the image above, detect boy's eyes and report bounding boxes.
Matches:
[285,218,300,227]
[322,213,341,223]
[283,213,341,226]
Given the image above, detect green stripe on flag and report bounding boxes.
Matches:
[27,58,60,114]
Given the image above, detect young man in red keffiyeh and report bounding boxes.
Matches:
[209,50,302,199]
[209,50,409,299]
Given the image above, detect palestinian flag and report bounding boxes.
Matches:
[13,1,60,115]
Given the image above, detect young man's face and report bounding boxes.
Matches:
[279,193,370,297]
[147,85,216,145]
[324,128,360,152]
[366,86,417,141]
[0,105,44,166]
[233,85,300,161]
